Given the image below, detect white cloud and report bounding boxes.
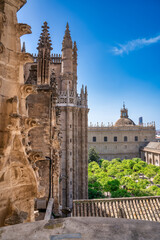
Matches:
[112,35,160,55]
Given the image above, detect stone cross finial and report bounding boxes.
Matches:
[123,101,125,109]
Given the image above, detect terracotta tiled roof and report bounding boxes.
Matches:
[72,196,160,222]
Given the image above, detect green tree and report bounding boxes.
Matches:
[101,160,110,171]
[104,179,120,192]
[136,179,150,189]
[88,175,104,199]
[88,161,101,174]
[153,174,160,184]
[88,147,100,164]
[111,189,131,198]
[131,172,139,181]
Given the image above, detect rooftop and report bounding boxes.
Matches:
[72,196,160,222]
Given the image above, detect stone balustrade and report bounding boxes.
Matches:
[72,196,160,222]
[57,91,87,107]
[89,122,155,128]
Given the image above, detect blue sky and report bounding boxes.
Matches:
[18,0,160,129]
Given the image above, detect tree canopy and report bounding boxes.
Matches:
[88,147,100,164]
[88,157,160,199]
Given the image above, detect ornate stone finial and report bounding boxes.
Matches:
[85,85,87,95]
[73,41,77,64]
[37,22,53,51]
[21,42,26,52]
[62,22,72,49]
[123,101,125,109]
[81,85,84,95]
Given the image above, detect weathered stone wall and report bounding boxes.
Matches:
[27,90,52,198]
[0,0,43,227]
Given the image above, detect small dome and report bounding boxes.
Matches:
[115,118,135,127]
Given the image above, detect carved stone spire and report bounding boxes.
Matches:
[73,41,77,65]
[62,22,72,49]
[72,41,78,92]
[37,22,52,51]
[21,42,26,52]
[37,22,52,85]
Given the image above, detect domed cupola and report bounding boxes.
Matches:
[115,103,135,127]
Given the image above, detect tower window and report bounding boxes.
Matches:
[124,136,127,142]
[93,136,96,142]
[135,136,138,141]
[104,136,107,142]
[114,136,117,142]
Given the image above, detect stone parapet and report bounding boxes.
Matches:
[57,90,88,107]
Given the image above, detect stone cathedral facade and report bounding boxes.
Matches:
[24,22,89,210]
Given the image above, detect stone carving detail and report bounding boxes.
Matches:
[22,117,40,131]
[19,52,34,64]
[0,0,42,227]
[16,23,32,37]
[28,151,44,163]
[20,84,37,98]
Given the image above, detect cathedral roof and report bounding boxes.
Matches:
[114,103,135,127]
